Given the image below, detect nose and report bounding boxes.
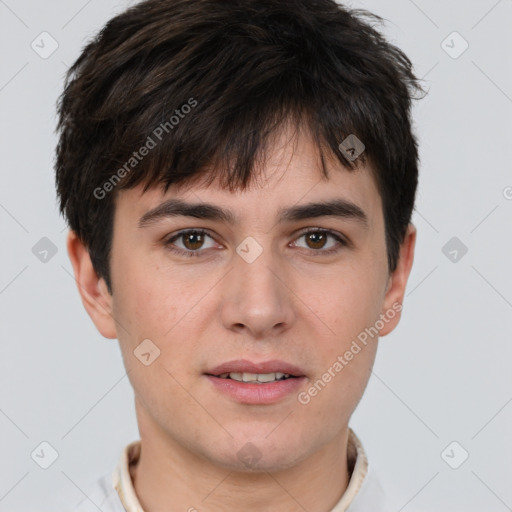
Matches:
[220,241,295,339]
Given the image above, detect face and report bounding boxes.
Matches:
[69,123,415,472]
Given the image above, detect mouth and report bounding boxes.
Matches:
[207,371,299,384]
[204,359,306,404]
[205,359,306,380]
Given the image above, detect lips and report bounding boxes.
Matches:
[205,359,307,405]
[205,359,305,378]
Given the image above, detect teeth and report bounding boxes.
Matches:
[217,372,291,382]
[258,372,280,382]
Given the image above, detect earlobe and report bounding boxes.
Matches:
[66,230,118,339]
[378,223,417,337]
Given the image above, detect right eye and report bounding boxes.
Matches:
[164,229,218,257]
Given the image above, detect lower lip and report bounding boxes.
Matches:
[205,375,306,404]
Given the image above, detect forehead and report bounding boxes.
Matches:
[115,124,382,227]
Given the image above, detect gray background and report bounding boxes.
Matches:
[1,0,511,510]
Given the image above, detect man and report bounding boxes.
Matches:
[56,0,425,510]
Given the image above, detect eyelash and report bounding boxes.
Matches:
[164,228,348,258]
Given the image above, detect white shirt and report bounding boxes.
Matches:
[72,428,390,511]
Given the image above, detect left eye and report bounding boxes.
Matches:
[164,228,346,258]
[292,229,346,253]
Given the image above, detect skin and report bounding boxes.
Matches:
[67,122,416,512]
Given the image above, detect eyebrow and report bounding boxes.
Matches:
[138,197,369,229]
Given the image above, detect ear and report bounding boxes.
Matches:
[378,223,416,337]
[66,230,117,339]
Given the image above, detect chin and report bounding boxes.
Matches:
[206,435,309,473]
[216,452,302,473]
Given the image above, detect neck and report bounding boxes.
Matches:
[130,422,351,512]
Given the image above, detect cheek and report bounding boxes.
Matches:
[111,267,199,416]
[111,259,213,383]
[111,274,166,342]
[301,260,383,406]
[111,248,188,338]
[315,265,383,345]
[301,290,379,427]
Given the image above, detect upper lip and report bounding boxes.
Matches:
[206,359,305,377]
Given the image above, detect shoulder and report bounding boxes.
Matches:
[346,462,391,512]
[70,472,126,512]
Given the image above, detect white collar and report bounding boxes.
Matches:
[111,428,377,512]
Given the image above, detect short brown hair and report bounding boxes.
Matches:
[55,0,427,293]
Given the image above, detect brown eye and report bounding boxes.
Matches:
[293,229,347,255]
[182,232,205,250]
[304,232,328,250]
[165,229,216,258]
